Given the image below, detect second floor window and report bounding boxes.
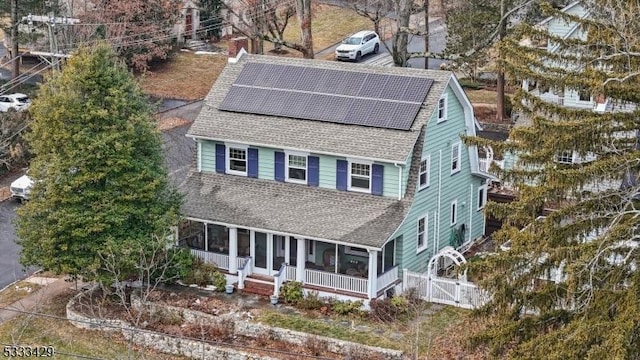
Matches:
[417,216,427,252]
[419,155,430,189]
[228,147,247,175]
[349,162,371,192]
[287,154,307,183]
[451,142,461,174]
[437,94,448,122]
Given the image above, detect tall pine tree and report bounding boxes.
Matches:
[468,1,640,358]
[16,43,181,283]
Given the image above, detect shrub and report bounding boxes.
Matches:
[205,320,235,341]
[162,247,194,283]
[255,329,279,347]
[390,295,409,314]
[458,78,484,90]
[183,259,227,291]
[297,291,324,310]
[280,281,304,304]
[152,308,184,326]
[331,300,364,316]
[370,295,410,322]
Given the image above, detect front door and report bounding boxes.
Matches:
[253,231,271,275]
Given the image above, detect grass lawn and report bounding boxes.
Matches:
[465,89,501,105]
[275,4,382,54]
[0,281,42,308]
[257,304,467,357]
[137,51,227,101]
[0,290,185,360]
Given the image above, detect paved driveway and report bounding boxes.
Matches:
[0,200,34,289]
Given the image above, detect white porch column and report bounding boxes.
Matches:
[296,238,305,282]
[203,223,208,252]
[191,8,198,39]
[229,227,238,274]
[284,236,291,265]
[367,249,378,299]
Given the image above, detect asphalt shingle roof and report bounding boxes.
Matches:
[187,54,451,163]
[181,171,411,248]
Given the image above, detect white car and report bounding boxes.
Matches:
[10,173,34,202]
[0,93,31,112]
[335,30,380,61]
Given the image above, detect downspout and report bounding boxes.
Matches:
[436,149,443,251]
[394,163,402,200]
[468,184,473,244]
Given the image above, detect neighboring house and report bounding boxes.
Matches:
[178,41,490,301]
[503,1,634,191]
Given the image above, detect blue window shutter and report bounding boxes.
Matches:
[336,160,348,191]
[308,156,319,186]
[248,148,259,178]
[274,151,285,182]
[372,164,384,195]
[215,144,226,173]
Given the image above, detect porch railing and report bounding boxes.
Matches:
[237,257,252,290]
[304,269,368,295]
[273,263,289,297]
[285,265,296,281]
[190,249,229,270]
[376,266,399,291]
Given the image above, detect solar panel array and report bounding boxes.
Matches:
[218,62,434,131]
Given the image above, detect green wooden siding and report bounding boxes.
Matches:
[382,162,400,198]
[395,83,486,273]
[318,155,336,189]
[201,140,217,172]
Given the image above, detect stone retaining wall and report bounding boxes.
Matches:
[67,290,403,360]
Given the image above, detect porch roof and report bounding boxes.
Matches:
[181,171,411,248]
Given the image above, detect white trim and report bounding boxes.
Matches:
[183,216,382,251]
[347,160,372,193]
[284,150,309,184]
[188,135,404,164]
[197,140,202,172]
[225,143,249,176]
[345,246,369,257]
[450,200,458,226]
[418,155,430,189]
[451,142,461,174]
[417,215,428,253]
[437,93,448,122]
[477,184,487,210]
[306,239,316,262]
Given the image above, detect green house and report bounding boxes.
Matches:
[179,51,490,300]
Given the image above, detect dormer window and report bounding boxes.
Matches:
[227,145,248,175]
[286,152,308,184]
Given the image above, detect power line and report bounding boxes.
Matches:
[0,343,105,360]
[0,306,342,360]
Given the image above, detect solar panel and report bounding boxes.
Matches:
[218,62,435,131]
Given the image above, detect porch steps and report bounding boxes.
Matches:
[241,278,274,297]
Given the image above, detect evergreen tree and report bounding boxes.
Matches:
[468,1,640,358]
[16,44,181,283]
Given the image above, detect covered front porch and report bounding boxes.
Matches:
[178,220,400,299]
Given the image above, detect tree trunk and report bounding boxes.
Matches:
[392,0,411,67]
[295,0,314,58]
[424,0,429,69]
[11,0,20,80]
[496,0,507,122]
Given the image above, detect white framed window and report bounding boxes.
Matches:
[477,185,487,210]
[451,142,461,174]
[556,151,574,164]
[226,144,248,176]
[345,246,368,257]
[285,151,308,184]
[348,160,371,193]
[450,200,458,226]
[419,155,430,189]
[417,215,427,253]
[437,94,448,122]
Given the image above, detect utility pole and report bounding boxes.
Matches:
[10,0,20,80]
[424,0,429,69]
[45,0,60,71]
[496,0,506,122]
